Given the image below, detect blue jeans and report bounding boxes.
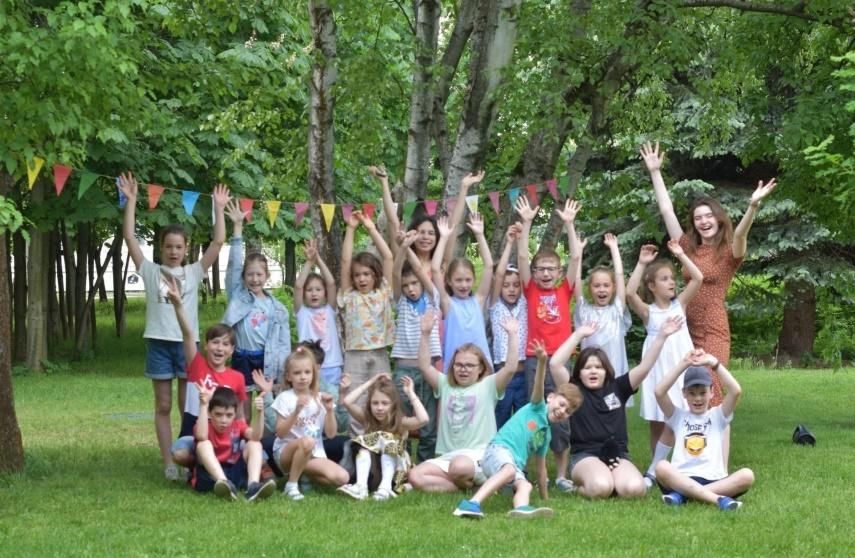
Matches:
[495,369,527,429]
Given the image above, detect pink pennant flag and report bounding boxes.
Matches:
[53,165,72,196]
[239,198,254,222]
[424,200,438,216]
[362,203,376,220]
[342,204,353,223]
[546,179,558,201]
[488,191,500,214]
[294,202,309,225]
[147,184,164,209]
[445,197,457,215]
[526,184,539,205]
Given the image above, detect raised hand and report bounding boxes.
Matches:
[197,382,214,405]
[117,172,139,203]
[254,395,265,413]
[750,178,777,206]
[303,239,318,262]
[603,233,618,250]
[339,372,352,393]
[212,184,231,210]
[639,141,664,172]
[357,210,376,231]
[295,394,311,411]
[500,317,520,335]
[556,199,581,224]
[638,244,659,264]
[466,212,485,236]
[506,222,522,243]
[345,209,362,229]
[461,170,485,189]
[514,196,539,222]
[666,239,684,257]
[252,370,273,395]
[660,315,685,336]
[225,199,244,225]
[369,165,388,180]
[400,375,415,397]
[163,273,182,306]
[320,392,335,411]
[436,216,453,238]
[420,308,437,334]
[531,339,547,360]
[400,229,418,248]
[576,321,599,338]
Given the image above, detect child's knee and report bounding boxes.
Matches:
[298,437,315,453]
[154,399,172,415]
[332,465,349,486]
[448,459,474,481]
[583,475,614,499]
[620,478,647,499]
[735,468,755,488]
[654,459,673,479]
[244,440,262,456]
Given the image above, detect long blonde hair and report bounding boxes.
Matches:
[282,347,319,396]
[363,377,407,436]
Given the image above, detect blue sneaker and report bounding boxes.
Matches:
[662,492,685,506]
[507,505,554,519]
[213,479,237,501]
[555,477,576,494]
[453,499,484,519]
[718,496,742,511]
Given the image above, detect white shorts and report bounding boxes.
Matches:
[424,448,487,485]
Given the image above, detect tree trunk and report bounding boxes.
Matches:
[75,238,120,355]
[12,230,26,362]
[56,234,68,340]
[112,224,126,337]
[47,230,59,348]
[777,278,816,362]
[0,171,24,472]
[74,222,90,353]
[284,238,296,286]
[26,181,50,372]
[403,0,441,202]
[307,0,341,278]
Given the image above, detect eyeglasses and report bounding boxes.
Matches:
[452,362,481,372]
[533,266,559,273]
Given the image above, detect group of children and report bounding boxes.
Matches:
[119,162,754,516]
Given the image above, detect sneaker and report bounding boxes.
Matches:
[643,473,656,490]
[213,479,238,501]
[400,482,414,493]
[372,487,397,501]
[718,496,742,511]
[284,483,304,501]
[246,479,277,502]
[507,505,554,519]
[555,477,576,494]
[337,483,368,500]
[661,491,685,506]
[164,464,181,482]
[453,499,484,519]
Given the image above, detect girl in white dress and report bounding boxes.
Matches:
[627,240,703,486]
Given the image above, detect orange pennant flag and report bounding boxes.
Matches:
[147,184,164,210]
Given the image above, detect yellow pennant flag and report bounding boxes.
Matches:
[27,156,45,190]
[265,200,281,228]
[465,194,479,214]
[320,203,336,232]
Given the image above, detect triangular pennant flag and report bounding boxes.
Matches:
[488,191,500,214]
[559,175,570,195]
[265,200,281,227]
[239,198,254,222]
[116,177,127,208]
[526,184,539,205]
[546,179,558,201]
[465,194,478,214]
[147,184,164,210]
[320,204,335,231]
[78,171,99,199]
[403,201,417,224]
[509,188,521,207]
[294,202,309,225]
[27,157,45,190]
[182,190,200,216]
[424,200,438,216]
[342,204,353,223]
[53,164,71,196]
[445,197,457,215]
[362,203,376,220]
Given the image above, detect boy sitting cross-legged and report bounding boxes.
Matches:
[454,340,583,519]
[193,384,277,501]
[654,350,755,511]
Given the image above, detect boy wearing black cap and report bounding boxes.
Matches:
[653,350,755,510]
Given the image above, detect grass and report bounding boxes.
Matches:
[1,301,854,557]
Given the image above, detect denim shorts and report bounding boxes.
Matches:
[193,457,248,492]
[145,339,187,380]
[481,443,525,484]
[171,435,196,458]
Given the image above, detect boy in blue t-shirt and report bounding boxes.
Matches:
[453,340,583,519]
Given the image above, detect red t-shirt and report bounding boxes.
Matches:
[187,353,247,402]
[194,418,248,465]
[524,279,574,355]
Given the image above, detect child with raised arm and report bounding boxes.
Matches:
[338,210,395,434]
[550,316,684,500]
[118,172,229,480]
[222,200,291,419]
[490,223,528,428]
[454,340,582,520]
[338,374,429,500]
[433,213,494,371]
[295,239,343,397]
[654,351,754,510]
[407,311,521,493]
[192,385,276,501]
[626,241,703,487]
[516,196,583,491]
[390,232,442,462]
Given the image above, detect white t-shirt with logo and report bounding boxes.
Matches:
[666,406,732,480]
[271,389,327,458]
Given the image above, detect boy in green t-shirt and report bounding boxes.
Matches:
[453,340,583,519]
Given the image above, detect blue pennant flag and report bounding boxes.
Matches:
[182,190,200,216]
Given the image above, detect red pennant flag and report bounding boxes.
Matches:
[424,200,438,216]
[526,184,539,205]
[294,202,309,225]
[488,191,500,214]
[342,204,353,223]
[53,164,72,196]
[445,197,457,215]
[239,198,254,222]
[546,179,558,201]
[362,203,376,220]
[147,184,164,209]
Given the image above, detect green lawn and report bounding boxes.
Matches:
[1,303,853,557]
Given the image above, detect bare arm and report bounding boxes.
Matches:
[733,178,777,259]
[626,245,657,323]
[321,393,337,439]
[360,212,394,285]
[117,172,144,269]
[537,456,549,500]
[340,213,360,292]
[556,199,582,285]
[164,274,197,365]
[404,243,434,299]
[370,165,400,249]
[640,142,684,241]
[669,240,703,307]
[628,316,683,390]
[432,217,453,315]
[194,385,213,441]
[417,311,442,391]
[469,213,493,307]
[293,240,316,313]
[531,341,548,404]
[444,171,484,263]
[491,225,518,306]
[274,394,309,438]
[224,200,245,298]
[392,238,408,298]
[548,325,596,385]
[245,394,265,442]
[314,245,337,303]
[514,197,539,287]
[701,354,742,417]
[199,184,231,271]
[572,238,585,304]
[493,318,521,392]
[400,376,430,430]
[341,373,385,424]
[604,233,626,306]
[655,352,693,420]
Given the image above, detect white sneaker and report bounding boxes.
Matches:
[284,484,305,501]
[337,483,368,500]
[164,464,181,482]
[555,477,576,494]
[643,473,656,491]
[372,487,397,501]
